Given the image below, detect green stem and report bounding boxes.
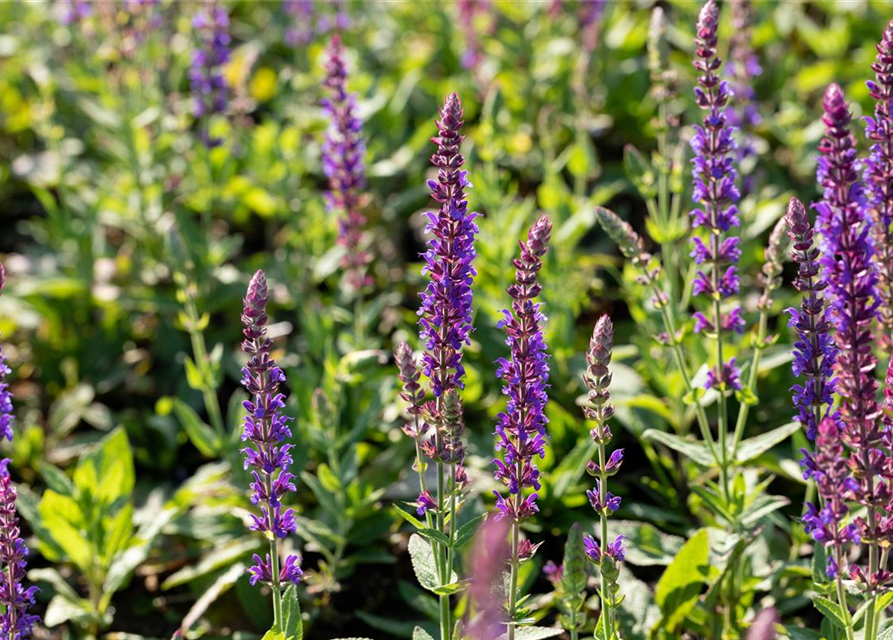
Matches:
[712,297,731,505]
[834,568,855,640]
[436,459,450,640]
[730,308,768,455]
[597,442,614,637]
[507,518,520,640]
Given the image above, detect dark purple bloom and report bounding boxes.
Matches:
[690,0,743,392]
[418,93,479,399]
[586,480,620,514]
[0,266,11,444]
[247,552,304,588]
[0,460,39,640]
[415,490,437,516]
[493,215,552,524]
[189,4,231,146]
[322,36,370,294]
[785,196,836,442]
[241,271,302,588]
[865,20,893,350]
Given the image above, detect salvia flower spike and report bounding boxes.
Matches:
[493,215,552,640]
[865,19,893,350]
[0,265,40,638]
[240,271,302,624]
[728,0,762,194]
[582,315,623,637]
[690,0,741,500]
[785,197,836,444]
[323,35,371,295]
[189,2,231,147]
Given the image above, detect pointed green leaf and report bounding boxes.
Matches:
[735,422,800,463]
[642,430,715,466]
[172,398,221,457]
[654,529,709,631]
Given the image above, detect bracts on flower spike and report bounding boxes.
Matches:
[240,271,302,624]
[582,315,624,638]
[493,215,552,640]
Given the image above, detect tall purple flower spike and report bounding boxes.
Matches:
[785,197,836,443]
[0,265,40,638]
[493,215,552,524]
[322,35,370,294]
[728,0,762,194]
[0,265,11,443]
[865,19,893,350]
[418,93,479,399]
[189,3,231,147]
[815,83,887,589]
[241,271,303,590]
[690,0,743,391]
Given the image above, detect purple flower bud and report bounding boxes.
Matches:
[240,270,302,587]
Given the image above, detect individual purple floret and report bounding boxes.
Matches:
[583,534,625,564]
[189,4,231,146]
[690,0,743,392]
[728,0,762,194]
[0,460,39,640]
[493,215,552,524]
[322,35,371,294]
[815,83,887,590]
[785,197,836,443]
[418,93,479,399]
[865,19,893,350]
[240,271,302,592]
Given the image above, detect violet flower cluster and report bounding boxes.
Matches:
[189,4,231,146]
[690,0,743,392]
[240,271,303,590]
[322,36,371,294]
[865,19,893,349]
[418,93,479,401]
[0,265,39,639]
[785,197,836,443]
[492,215,552,525]
[58,0,91,26]
[283,0,314,46]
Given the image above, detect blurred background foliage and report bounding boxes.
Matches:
[0,0,892,638]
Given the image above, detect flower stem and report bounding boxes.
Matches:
[597,442,613,637]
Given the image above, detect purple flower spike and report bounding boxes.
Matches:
[418,93,479,399]
[323,36,371,294]
[728,0,762,194]
[0,460,39,639]
[241,271,302,590]
[0,266,11,445]
[493,215,553,524]
[865,20,893,350]
[690,0,743,391]
[785,197,836,442]
[189,3,231,147]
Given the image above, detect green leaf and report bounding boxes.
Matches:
[561,523,587,596]
[739,494,791,528]
[73,427,135,507]
[43,594,98,627]
[172,398,221,458]
[317,463,342,494]
[452,513,486,551]
[498,627,565,640]
[735,422,800,463]
[610,520,684,567]
[812,595,847,630]
[282,585,303,640]
[38,462,75,497]
[38,490,92,572]
[624,144,656,199]
[184,356,205,391]
[413,627,435,640]
[642,430,715,466]
[654,528,709,631]
[418,527,451,549]
[408,533,457,593]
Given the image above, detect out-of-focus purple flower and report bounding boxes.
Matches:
[466,517,510,640]
[322,35,370,294]
[58,0,92,25]
[240,270,302,589]
[579,0,607,53]
[690,0,743,392]
[283,0,314,46]
[728,0,762,194]
[0,460,39,640]
[746,608,779,640]
[493,215,552,524]
[457,0,490,71]
[418,93,479,399]
[785,197,836,442]
[543,560,563,586]
[865,19,893,350]
[189,4,231,146]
